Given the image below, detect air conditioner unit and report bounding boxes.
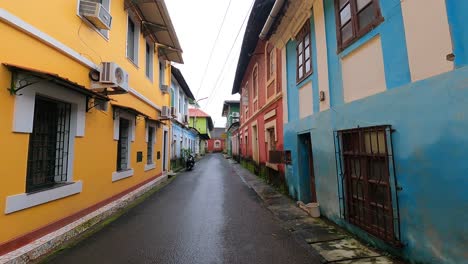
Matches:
[161,106,171,119]
[231,112,240,118]
[79,0,112,30]
[160,84,169,94]
[90,62,129,94]
[232,118,239,123]
[170,107,177,118]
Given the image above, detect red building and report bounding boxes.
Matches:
[231,0,284,180]
[207,128,226,153]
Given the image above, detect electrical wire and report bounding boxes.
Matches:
[194,0,234,98]
[202,0,255,110]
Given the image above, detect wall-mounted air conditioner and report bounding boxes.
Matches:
[170,107,177,118]
[79,0,112,30]
[160,84,169,94]
[91,62,129,94]
[161,106,171,119]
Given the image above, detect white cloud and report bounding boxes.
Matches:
[166,0,252,127]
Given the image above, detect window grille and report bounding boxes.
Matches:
[117,118,130,171]
[26,96,71,192]
[334,125,401,246]
[147,126,154,164]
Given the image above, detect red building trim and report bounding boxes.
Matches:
[0,173,163,255]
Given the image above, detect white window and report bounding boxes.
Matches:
[159,61,166,86]
[145,40,154,81]
[5,74,85,214]
[77,0,111,39]
[126,13,140,65]
[145,122,157,171]
[179,91,183,114]
[112,110,135,182]
[215,140,221,148]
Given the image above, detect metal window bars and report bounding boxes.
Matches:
[147,126,154,164]
[334,125,402,246]
[117,118,130,171]
[26,96,71,193]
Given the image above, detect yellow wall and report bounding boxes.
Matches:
[0,0,173,244]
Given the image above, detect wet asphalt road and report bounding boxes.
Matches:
[47,154,317,264]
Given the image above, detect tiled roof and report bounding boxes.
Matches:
[189,108,210,117]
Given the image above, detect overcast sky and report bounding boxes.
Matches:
[166,0,254,128]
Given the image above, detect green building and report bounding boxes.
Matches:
[221,100,240,157]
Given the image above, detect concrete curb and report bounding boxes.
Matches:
[230,160,401,264]
[0,174,169,264]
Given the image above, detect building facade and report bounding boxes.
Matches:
[170,66,196,162]
[207,128,226,153]
[263,0,468,263]
[0,0,182,254]
[188,108,214,155]
[232,0,286,186]
[221,100,240,157]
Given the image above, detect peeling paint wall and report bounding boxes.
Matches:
[282,0,468,263]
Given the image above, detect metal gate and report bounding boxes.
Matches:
[334,125,401,246]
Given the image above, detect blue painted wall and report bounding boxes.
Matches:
[445,0,468,67]
[283,1,468,263]
[171,122,197,157]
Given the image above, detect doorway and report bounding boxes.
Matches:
[163,130,168,171]
[252,125,259,163]
[298,133,317,203]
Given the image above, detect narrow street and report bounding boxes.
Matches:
[46,154,318,264]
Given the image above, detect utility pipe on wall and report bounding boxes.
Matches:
[259,0,286,40]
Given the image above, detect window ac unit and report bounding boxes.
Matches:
[91,62,129,94]
[161,106,171,119]
[231,112,240,118]
[170,107,177,118]
[79,0,112,30]
[160,84,169,94]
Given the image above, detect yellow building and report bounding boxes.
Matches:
[0,0,182,254]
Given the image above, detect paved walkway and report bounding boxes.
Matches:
[46,154,319,264]
[230,159,401,264]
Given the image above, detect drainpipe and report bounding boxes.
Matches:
[259,0,286,40]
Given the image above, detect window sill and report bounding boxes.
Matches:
[126,57,139,68]
[76,14,110,41]
[5,181,83,214]
[266,162,279,171]
[145,163,156,171]
[112,169,134,182]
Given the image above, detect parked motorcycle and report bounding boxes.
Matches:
[186,154,195,171]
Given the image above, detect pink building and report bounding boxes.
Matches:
[231,2,284,181]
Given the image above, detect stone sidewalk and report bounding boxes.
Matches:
[230,160,403,264]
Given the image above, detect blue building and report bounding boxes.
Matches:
[261,0,468,263]
[170,66,197,159]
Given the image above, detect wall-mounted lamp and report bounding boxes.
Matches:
[319,91,326,102]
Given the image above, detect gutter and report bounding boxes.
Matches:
[259,0,286,40]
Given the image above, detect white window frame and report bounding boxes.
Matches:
[126,12,140,66]
[145,121,157,171]
[112,111,135,182]
[5,74,85,214]
[265,119,278,170]
[159,61,166,87]
[145,39,154,81]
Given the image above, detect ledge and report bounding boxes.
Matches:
[112,169,134,182]
[5,181,83,214]
[144,163,156,171]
